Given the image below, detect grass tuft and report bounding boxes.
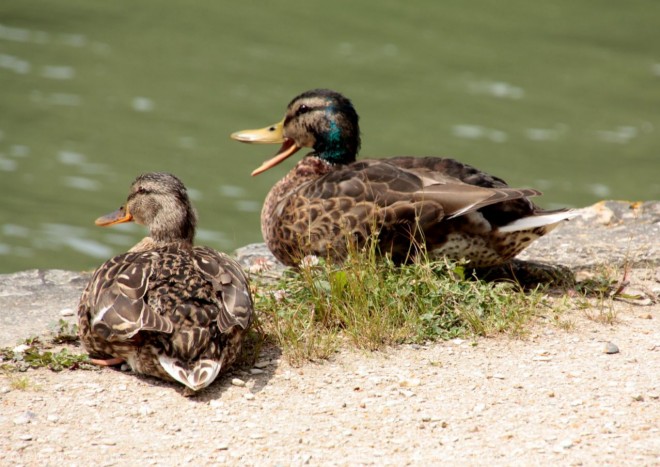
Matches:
[254,243,547,365]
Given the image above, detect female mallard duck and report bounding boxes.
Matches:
[77,172,253,392]
[231,88,575,267]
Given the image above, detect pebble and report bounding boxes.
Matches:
[18,434,33,441]
[532,356,552,362]
[139,404,154,416]
[14,411,37,425]
[398,377,421,387]
[254,360,270,369]
[244,393,255,400]
[0,386,10,394]
[249,368,264,375]
[557,438,574,450]
[59,308,75,317]
[231,378,246,387]
[47,415,59,423]
[604,342,620,354]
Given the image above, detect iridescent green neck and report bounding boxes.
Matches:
[314,111,359,165]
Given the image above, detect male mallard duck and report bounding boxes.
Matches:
[231,88,575,267]
[77,172,253,392]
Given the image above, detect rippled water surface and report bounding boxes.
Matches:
[1,0,659,273]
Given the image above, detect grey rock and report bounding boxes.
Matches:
[0,269,90,347]
[604,342,620,354]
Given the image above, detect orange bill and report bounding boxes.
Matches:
[95,206,133,226]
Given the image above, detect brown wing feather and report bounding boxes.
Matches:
[192,246,254,333]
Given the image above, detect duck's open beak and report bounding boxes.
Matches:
[230,119,302,176]
[95,206,133,226]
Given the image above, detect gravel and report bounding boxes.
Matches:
[1,294,658,465]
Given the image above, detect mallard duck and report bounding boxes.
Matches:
[77,172,253,392]
[231,88,575,267]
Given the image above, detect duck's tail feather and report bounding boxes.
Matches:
[158,355,222,392]
[498,209,579,233]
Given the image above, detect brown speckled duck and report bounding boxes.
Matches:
[231,89,575,267]
[77,172,253,392]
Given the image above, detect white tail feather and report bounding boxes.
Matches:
[159,355,222,391]
[498,210,579,233]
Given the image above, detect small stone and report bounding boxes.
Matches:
[492,374,505,380]
[18,434,33,441]
[0,387,10,394]
[533,356,552,362]
[209,400,224,409]
[138,404,154,416]
[13,344,30,353]
[473,403,486,413]
[231,378,246,387]
[59,308,75,317]
[120,363,131,372]
[47,415,59,423]
[253,360,270,369]
[14,411,36,425]
[604,342,619,354]
[217,444,229,451]
[647,393,659,400]
[631,394,644,402]
[117,384,127,391]
[559,438,574,449]
[244,393,255,400]
[398,377,421,387]
[249,368,264,375]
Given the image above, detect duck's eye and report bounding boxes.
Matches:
[296,104,311,116]
[136,186,147,194]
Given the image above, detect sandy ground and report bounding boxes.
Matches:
[1,287,658,466]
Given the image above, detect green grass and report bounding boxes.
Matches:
[254,244,549,365]
[0,320,94,373]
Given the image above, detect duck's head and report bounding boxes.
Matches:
[231,89,361,176]
[95,172,197,244]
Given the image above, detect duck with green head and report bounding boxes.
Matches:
[231,89,575,267]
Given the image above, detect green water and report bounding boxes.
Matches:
[1,0,659,274]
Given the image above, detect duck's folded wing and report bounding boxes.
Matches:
[304,159,540,221]
[193,247,253,332]
[89,252,174,341]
